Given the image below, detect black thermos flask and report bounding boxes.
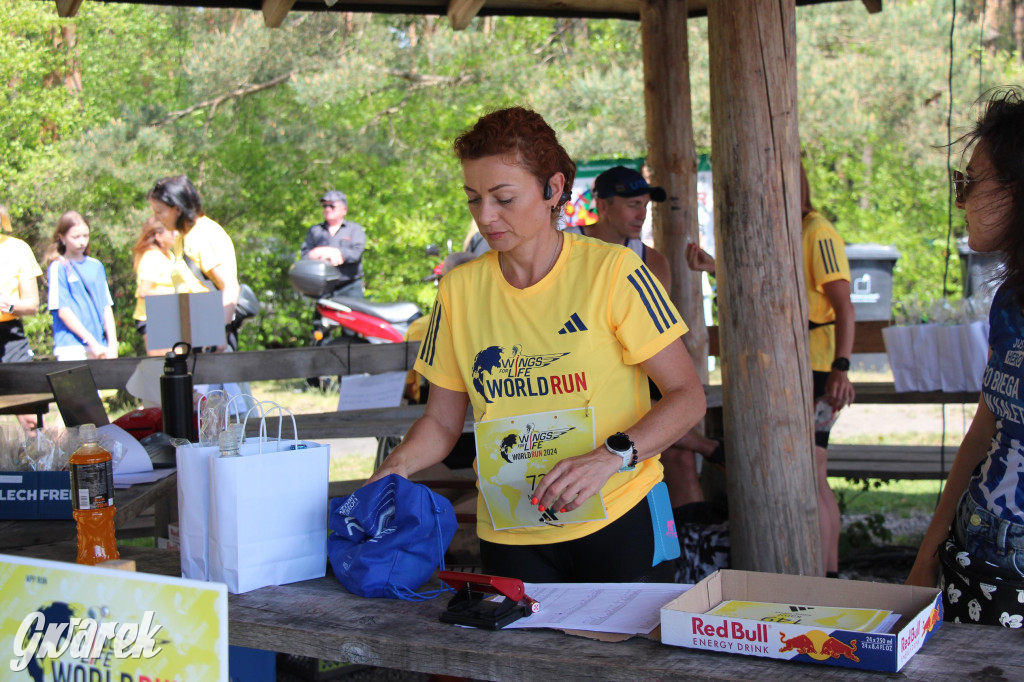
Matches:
[161,342,197,442]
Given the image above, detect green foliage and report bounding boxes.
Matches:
[2,1,1023,356]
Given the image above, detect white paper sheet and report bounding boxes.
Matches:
[114,467,176,489]
[337,372,406,412]
[98,424,152,474]
[503,582,692,634]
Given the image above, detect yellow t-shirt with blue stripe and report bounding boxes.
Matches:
[415,231,687,545]
[802,210,851,371]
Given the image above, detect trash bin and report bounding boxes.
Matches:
[845,244,901,372]
[958,237,1004,299]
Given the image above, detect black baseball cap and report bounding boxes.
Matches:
[320,190,347,205]
[593,166,666,202]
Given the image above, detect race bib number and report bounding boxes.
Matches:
[474,407,606,530]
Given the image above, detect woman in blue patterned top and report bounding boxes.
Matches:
[908,88,1024,626]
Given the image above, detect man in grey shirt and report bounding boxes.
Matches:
[300,189,367,297]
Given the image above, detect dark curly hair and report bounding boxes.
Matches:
[960,87,1024,305]
[453,107,576,210]
[148,175,204,232]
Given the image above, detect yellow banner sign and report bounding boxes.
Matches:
[1,554,227,681]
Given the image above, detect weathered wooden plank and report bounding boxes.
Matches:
[0,343,422,395]
[245,404,475,439]
[8,543,1024,680]
[707,319,895,357]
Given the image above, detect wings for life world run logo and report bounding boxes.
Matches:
[471,344,586,404]
[498,422,576,463]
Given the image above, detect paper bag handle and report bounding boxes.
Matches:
[241,400,299,453]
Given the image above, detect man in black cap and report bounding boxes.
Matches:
[299,189,367,297]
[566,165,672,288]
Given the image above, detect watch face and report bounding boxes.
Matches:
[607,433,631,453]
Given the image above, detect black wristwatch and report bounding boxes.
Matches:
[831,357,851,372]
[4,303,13,314]
[605,432,638,472]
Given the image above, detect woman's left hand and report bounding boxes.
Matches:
[531,448,621,513]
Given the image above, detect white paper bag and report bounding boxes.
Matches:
[912,324,943,391]
[207,405,329,594]
[882,325,917,392]
[960,320,990,393]
[176,440,219,581]
[936,324,967,393]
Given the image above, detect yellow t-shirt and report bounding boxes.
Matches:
[802,210,850,371]
[0,235,42,323]
[170,215,237,294]
[415,231,687,545]
[133,248,176,321]
[403,313,431,403]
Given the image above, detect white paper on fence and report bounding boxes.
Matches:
[207,441,330,594]
[911,324,943,391]
[176,442,220,581]
[961,320,990,393]
[882,325,917,392]
[935,325,967,392]
[502,582,691,634]
[337,371,406,412]
[98,424,152,474]
[125,357,164,408]
[114,467,176,489]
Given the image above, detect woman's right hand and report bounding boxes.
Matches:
[685,243,716,274]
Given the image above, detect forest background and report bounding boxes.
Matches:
[3,0,1024,356]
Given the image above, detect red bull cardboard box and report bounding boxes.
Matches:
[661,569,942,672]
[0,470,73,519]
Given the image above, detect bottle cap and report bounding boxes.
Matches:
[79,423,98,443]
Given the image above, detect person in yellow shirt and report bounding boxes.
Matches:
[370,107,705,583]
[0,203,42,432]
[131,216,177,356]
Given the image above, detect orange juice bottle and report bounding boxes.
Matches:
[69,423,119,565]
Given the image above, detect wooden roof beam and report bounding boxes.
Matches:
[861,0,881,12]
[448,0,487,30]
[262,0,296,27]
[54,0,85,18]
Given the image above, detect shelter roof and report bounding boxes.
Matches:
[52,0,880,29]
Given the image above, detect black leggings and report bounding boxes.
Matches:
[479,497,672,583]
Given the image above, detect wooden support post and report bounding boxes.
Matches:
[640,0,706,384]
[54,0,84,18]
[262,0,296,28]
[448,0,486,30]
[707,0,821,575]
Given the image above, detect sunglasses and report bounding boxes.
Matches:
[951,169,973,203]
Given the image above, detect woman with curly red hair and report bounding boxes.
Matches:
[370,107,705,582]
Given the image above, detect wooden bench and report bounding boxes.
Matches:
[827,444,957,480]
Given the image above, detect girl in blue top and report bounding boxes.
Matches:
[45,211,118,361]
[908,89,1024,625]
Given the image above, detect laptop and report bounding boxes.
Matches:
[46,365,110,428]
[46,365,176,469]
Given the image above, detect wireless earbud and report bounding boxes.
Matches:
[543,183,553,201]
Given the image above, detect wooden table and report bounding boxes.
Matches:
[0,472,177,551]
[5,541,1022,681]
[0,392,52,427]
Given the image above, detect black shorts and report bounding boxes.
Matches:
[812,370,831,449]
[479,496,673,583]
[0,319,33,363]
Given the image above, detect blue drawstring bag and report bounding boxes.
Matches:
[328,474,457,599]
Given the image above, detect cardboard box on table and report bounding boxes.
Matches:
[661,569,942,673]
[0,471,72,519]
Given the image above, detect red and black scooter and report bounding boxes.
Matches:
[288,260,423,346]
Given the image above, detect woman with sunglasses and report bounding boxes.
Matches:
[368,107,705,583]
[907,89,1024,625]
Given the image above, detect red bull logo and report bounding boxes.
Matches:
[689,618,771,654]
[779,631,860,663]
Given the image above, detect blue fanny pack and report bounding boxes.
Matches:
[328,474,457,600]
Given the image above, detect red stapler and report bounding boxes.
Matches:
[438,570,540,630]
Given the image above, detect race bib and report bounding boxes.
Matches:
[474,407,606,530]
